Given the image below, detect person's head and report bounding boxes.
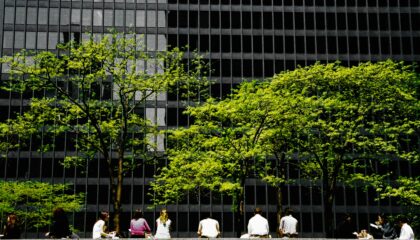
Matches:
[254,207,262,215]
[7,214,17,225]
[284,207,294,216]
[344,213,352,222]
[133,209,143,220]
[398,216,409,227]
[99,211,109,222]
[377,214,388,224]
[53,207,66,220]
[159,209,169,223]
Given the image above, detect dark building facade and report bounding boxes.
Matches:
[1,0,420,237]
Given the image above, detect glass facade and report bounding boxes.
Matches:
[1,0,420,237]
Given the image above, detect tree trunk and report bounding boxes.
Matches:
[234,191,244,238]
[276,186,283,237]
[322,174,335,238]
[112,155,124,234]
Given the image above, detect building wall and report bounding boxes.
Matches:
[1,0,420,237]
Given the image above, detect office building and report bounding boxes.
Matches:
[1,0,419,237]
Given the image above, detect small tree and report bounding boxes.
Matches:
[0,33,207,233]
[0,181,84,230]
[268,61,420,237]
[151,81,280,237]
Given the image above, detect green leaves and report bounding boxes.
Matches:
[0,181,84,229]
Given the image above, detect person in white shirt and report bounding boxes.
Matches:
[197,214,220,238]
[398,217,414,240]
[279,208,298,238]
[155,209,172,239]
[247,207,270,238]
[93,211,113,239]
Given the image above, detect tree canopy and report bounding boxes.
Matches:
[0,181,84,230]
[153,60,420,237]
[0,33,207,233]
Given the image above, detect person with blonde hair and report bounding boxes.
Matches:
[154,209,171,239]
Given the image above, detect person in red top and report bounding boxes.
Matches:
[129,209,151,238]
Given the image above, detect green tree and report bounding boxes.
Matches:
[151,81,279,237]
[268,61,420,237]
[0,181,84,230]
[0,33,207,233]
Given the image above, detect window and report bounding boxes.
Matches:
[316,12,325,30]
[4,7,14,24]
[243,12,251,29]
[178,11,188,27]
[253,36,262,53]
[368,13,378,30]
[211,11,220,28]
[348,36,358,54]
[93,9,103,26]
[274,36,284,53]
[115,10,124,27]
[2,31,14,49]
[391,37,401,55]
[379,13,389,30]
[285,36,294,53]
[316,36,326,53]
[200,11,209,28]
[284,12,293,29]
[390,13,399,30]
[232,12,241,28]
[296,36,305,53]
[401,37,411,54]
[243,35,252,52]
[104,10,114,26]
[49,8,59,25]
[274,12,283,29]
[327,36,337,54]
[400,13,410,31]
[337,13,346,30]
[306,36,315,53]
[263,12,273,29]
[253,12,262,29]
[348,13,357,30]
[264,36,273,53]
[221,35,230,52]
[380,37,390,54]
[295,12,304,29]
[358,13,367,30]
[359,37,369,54]
[27,8,38,24]
[369,37,379,54]
[327,13,336,30]
[190,11,198,28]
[338,36,347,54]
[221,11,230,28]
[305,12,314,30]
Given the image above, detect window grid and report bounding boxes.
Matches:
[1,0,420,237]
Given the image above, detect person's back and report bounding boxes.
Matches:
[198,218,220,238]
[279,215,298,237]
[335,214,356,239]
[248,208,269,237]
[130,218,151,237]
[50,208,71,238]
[155,209,171,239]
[398,217,414,240]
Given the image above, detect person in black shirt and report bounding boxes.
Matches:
[2,213,20,239]
[372,214,397,239]
[47,208,72,239]
[335,213,357,239]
